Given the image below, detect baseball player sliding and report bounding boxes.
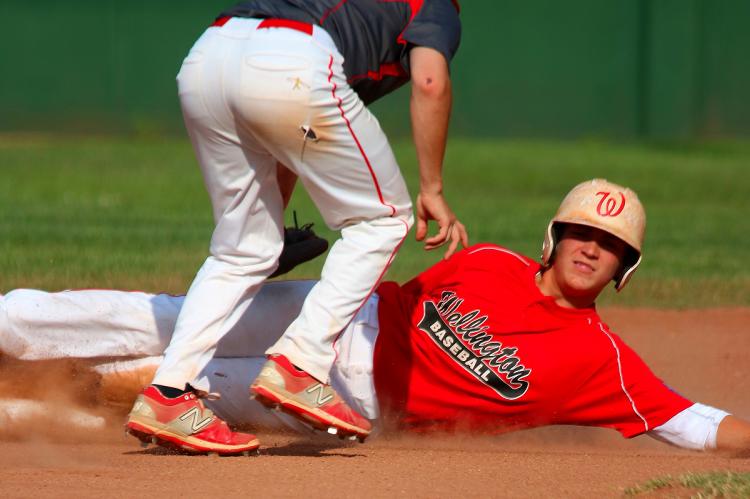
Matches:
[2,180,749,456]
[137,0,468,454]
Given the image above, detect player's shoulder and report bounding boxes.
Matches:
[461,243,537,267]
[453,243,539,279]
[402,0,462,60]
[591,318,621,339]
[585,317,638,357]
[414,0,461,19]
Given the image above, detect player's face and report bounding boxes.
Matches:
[545,224,627,308]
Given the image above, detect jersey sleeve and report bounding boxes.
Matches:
[553,327,694,438]
[400,0,461,68]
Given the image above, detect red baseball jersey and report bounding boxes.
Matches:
[373,244,692,437]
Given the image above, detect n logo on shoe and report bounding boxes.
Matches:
[306,383,333,406]
[179,407,213,433]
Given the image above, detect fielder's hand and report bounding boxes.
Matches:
[415,191,468,259]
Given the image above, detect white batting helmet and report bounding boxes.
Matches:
[541,179,646,291]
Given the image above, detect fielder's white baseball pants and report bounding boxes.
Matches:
[155,17,413,391]
[0,282,381,425]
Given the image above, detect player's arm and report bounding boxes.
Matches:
[716,415,750,456]
[409,46,468,259]
[648,403,750,456]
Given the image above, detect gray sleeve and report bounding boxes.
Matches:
[400,0,461,67]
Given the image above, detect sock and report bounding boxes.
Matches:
[153,384,187,398]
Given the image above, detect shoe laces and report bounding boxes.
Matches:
[192,389,221,401]
[292,210,315,232]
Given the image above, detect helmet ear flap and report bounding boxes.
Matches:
[541,222,561,266]
[614,249,642,291]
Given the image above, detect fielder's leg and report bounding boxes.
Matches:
[274,45,412,384]
[127,21,322,453]
[230,23,412,439]
[150,21,286,394]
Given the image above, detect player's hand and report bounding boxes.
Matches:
[415,191,468,259]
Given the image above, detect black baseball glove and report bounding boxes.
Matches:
[270,215,329,278]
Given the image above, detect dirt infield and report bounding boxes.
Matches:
[1,308,748,498]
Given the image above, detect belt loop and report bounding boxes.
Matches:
[210,16,232,27]
[257,19,314,36]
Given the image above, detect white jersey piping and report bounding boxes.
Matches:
[468,246,530,266]
[597,323,649,432]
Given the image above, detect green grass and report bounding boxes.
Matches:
[1,134,748,307]
[624,471,750,497]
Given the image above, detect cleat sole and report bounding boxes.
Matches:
[251,385,370,441]
[125,420,259,456]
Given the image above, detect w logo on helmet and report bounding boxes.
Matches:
[595,191,626,217]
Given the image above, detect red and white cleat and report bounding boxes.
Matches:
[250,354,371,442]
[125,385,259,456]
